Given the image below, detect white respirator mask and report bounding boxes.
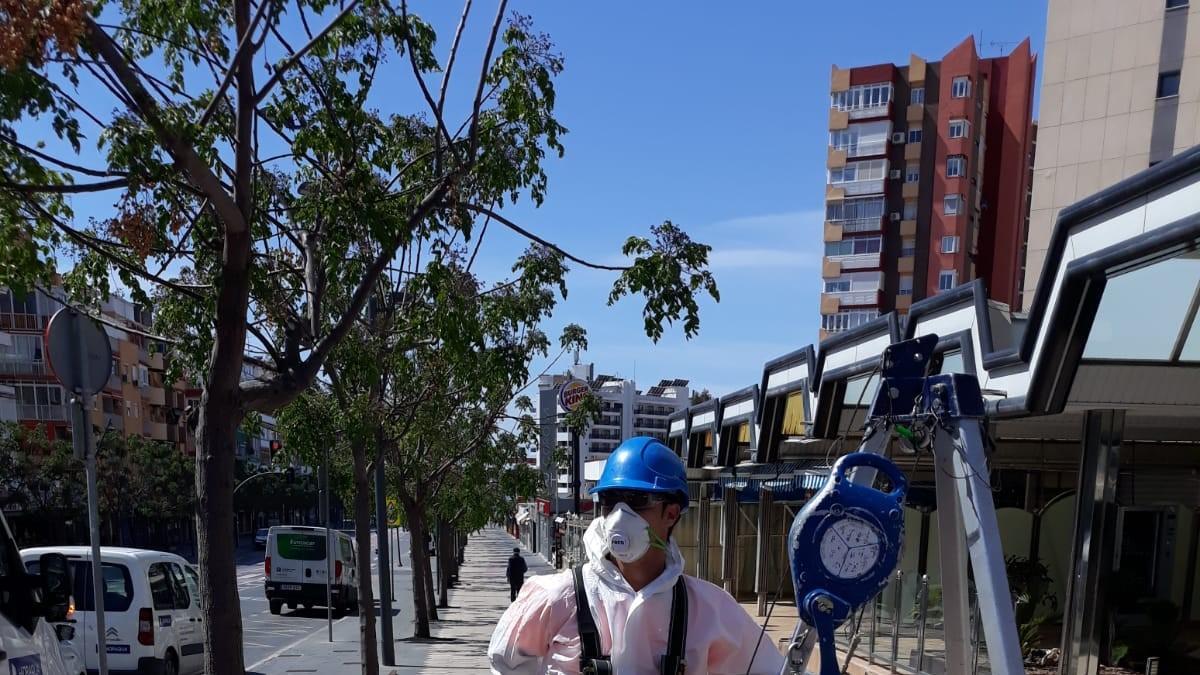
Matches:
[602,503,670,563]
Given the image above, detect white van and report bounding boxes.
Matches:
[264,526,358,616]
[0,512,75,675]
[21,547,204,675]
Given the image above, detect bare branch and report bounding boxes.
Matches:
[254,0,362,104]
[197,0,273,127]
[397,0,454,152]
[84,19,245,234]
[0,134,128,178]
[437,0,473,118]
[2,178,128,194]
[468,0,508,156]
[462,204,628,271]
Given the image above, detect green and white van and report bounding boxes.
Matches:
[263,526,358,616]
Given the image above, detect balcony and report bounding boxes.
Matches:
[838,179,885,197]
[17,404,65,421]
[828,109,848,130]
[896,295,913,310]
[149,352,164,370]
[826,185,845,200]
[143,420,168,440]
[0,360,48,376]
[898,256,915,273]
[904,141,922,161]
[900,220,918,237]
[902,182,920,199]
[147,387,166,406]
[822,259,843,277]
[823,223,843,242]
[906,104,923,123]
[0,314,42,331]
[104,413,124,432]
[832,253,882,271]
[839,217,884,234]
[848,103,890,120]
[824,290,881,307]
[827,147,846,169]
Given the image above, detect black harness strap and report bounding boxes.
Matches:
[660,575,688,675]
[573,565,611,674]
[573,565,689,675]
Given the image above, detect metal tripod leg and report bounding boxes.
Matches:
[934,421,1023,675]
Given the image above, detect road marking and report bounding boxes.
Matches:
[245,615,351,672]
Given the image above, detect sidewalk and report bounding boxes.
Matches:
[248,526,554,674]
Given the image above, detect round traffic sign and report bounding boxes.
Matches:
[386,497,402,527]
[558,379,591,412]
[45,308,113,396]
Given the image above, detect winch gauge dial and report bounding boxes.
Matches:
[818,517,883,579]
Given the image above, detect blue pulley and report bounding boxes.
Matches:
[787,452,908,675]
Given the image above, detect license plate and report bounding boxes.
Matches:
[281,584,301,591]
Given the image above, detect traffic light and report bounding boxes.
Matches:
[269,439,282,458]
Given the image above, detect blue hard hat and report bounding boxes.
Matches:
[591,436,689,510]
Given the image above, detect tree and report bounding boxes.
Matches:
[690,388,712,405]
[1,1,718,670]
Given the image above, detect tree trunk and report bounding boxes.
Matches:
[404,503,431,638]
[437,520,450,607]
[351,444,379,675]
[196,396,246,675]
[423,538,438,620]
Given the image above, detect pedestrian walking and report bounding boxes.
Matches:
[506,546,528,602]
[488,436,785,674]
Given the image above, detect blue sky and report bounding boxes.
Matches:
[42,1,1046,401]
[447,0,1049,398]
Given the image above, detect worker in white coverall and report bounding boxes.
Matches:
[489,436,786,675]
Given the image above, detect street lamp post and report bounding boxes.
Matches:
[322,443,332,642]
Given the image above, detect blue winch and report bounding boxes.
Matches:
[786,452,907,675]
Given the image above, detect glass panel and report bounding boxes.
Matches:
[940,351,966,374]
[1084,255,1200,360]
[843,373,880,406]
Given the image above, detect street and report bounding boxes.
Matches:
[233,529,413,671]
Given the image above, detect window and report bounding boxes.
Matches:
[946,155,966,178]
[821,310,880,332]
[948,119,968,139]
[910,87,924,105]
[907,128,922,144]
[149,563,177,610]
[903,201,918,220]
[943,194,962,215]
[1167,0,1188,9]
[905,164,920,183]
[831,83,893,112]
[829,159,887,185]
[941,236,960,253]
[1157,71,1181,98]
[824,236,882,257]
[167,563,192,609]
[899,276,914,296]
[829,121,890,157]
[938,270,957,291]
[26,560,133,612]
[901,238,916,257]
[951,76,971,99]
[826,196,885,223]
[824,280,851,293]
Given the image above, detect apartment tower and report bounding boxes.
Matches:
[1026,0,1200,307]
[821,37,1037,338]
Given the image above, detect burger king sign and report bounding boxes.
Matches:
[558,378,591,412]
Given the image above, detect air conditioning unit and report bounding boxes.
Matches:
[892,132,906,143]
[890,212,902,222]
[889,169,902,179]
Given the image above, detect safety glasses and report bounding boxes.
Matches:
[597,490,665,515]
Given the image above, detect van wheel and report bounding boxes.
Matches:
[287,602,296,610]
[270,599,283,615]
[303,603,312,610]
[163,650,179,675]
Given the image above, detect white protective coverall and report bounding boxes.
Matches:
[488,517,786,675]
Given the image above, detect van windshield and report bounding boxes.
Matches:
[275,533,326,561]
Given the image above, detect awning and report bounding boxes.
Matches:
[713,461,832,502]
[515,506,531,524]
